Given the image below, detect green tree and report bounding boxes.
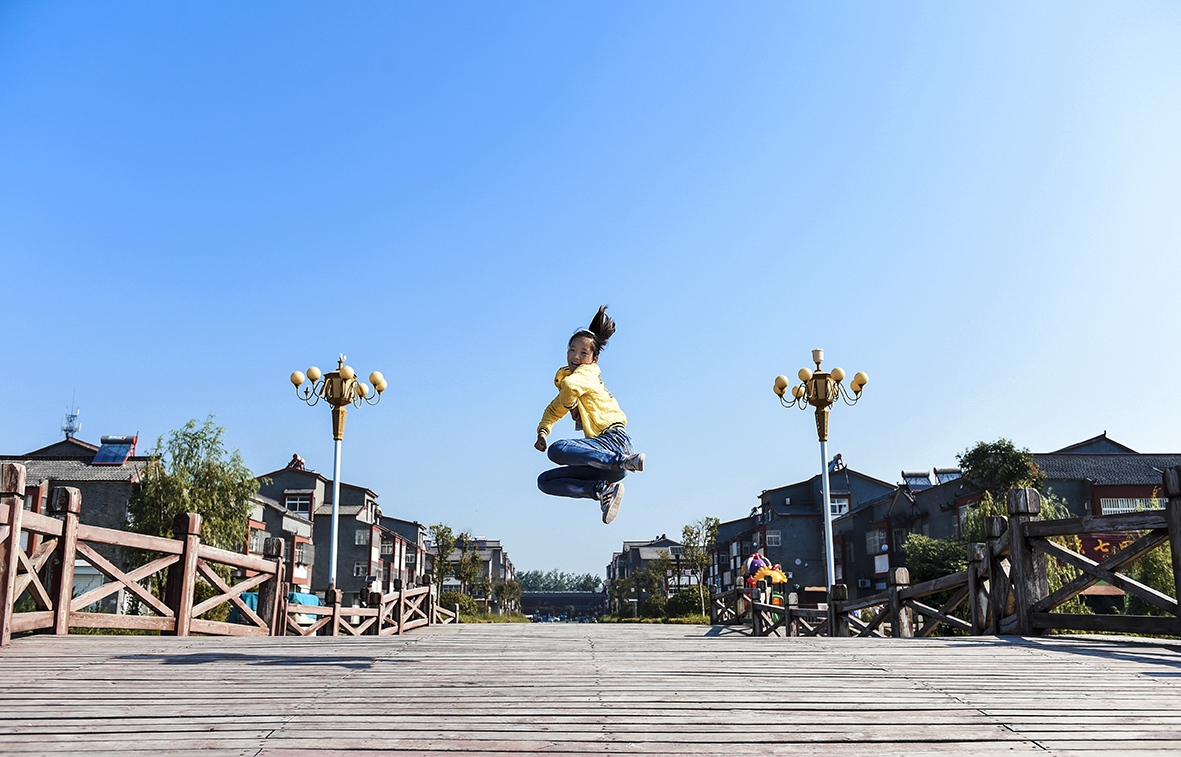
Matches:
[453,531,482,595]
[126,416,260,617]
[493,579,522,610]
[516,570,543,591]
[428,524,455,594]
[681,516,720,614]
[516,569,602,591]
[571,573,602,592]
[957,439,1044,501]
[608,575,634,614]
[648,551,673,597]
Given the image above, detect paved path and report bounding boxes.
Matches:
[2,623,1181,755]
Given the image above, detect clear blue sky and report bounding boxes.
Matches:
[4,2,1180,577]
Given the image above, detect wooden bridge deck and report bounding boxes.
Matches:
[2,624,1181,756]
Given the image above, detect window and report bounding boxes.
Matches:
[355,529,370,546]
[830,495,850,517]
[866,528,887,554]
[294,542,313,566]
[845,540,854,562]
[285,495,311,514]
[353,562,369,577]
[765,530,781,547]
[380,539,393,556]
[1100,498,1161,515]
[249,529,265,553]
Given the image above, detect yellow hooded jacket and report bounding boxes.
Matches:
[537,363,627,439]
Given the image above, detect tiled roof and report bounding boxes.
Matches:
[0,457,150,484]
[1034,454,1181,486]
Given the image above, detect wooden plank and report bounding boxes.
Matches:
[900,570,969,599]
[2,625,1181,755]
[68,612,175,632]
[197,543,278,574]
[9,609,54,633]
[76,522,182,554]
[1032,612,1181,636]
[1025,510,1167,537]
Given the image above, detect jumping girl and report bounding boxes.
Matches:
[535,306,645,524]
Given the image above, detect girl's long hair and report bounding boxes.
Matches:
[571,305,616,357]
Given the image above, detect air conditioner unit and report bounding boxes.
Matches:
[857,579,871,589]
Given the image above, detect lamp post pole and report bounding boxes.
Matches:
[774,349,867,591]
[292,354,387,592]
[819,432,835,587]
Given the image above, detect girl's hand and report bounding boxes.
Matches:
[535,433,547,452]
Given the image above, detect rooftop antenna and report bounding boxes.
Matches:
[62,392,81,439]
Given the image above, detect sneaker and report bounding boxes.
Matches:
[600,482,624,524]
[620,452,645,472]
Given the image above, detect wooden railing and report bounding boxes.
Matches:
[281,584,455,637]
[731,466,1181,639]
[0,463,450,645]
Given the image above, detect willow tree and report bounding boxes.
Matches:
[126,416,259,607]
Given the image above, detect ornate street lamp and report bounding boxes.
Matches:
[773,349,867,590]
[291,354,387,591]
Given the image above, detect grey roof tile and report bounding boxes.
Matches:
[0,457,150,484]
[1035,453,1181,486]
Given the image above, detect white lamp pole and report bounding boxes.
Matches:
[291,355,387,591]
[774,349,867,591]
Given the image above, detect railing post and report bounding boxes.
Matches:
[367,591,382,635]
[164,513,202,637]
[328,589,342,636]
[397,581,406,635]
[985,516,1009,633]
[1,463,28,647]
[277,583,290,637]
[1008,488,1047,636]
[786,592,799,636]
[828,583,849,637]
[1163,467,1181,610]
[888,567,912,637]
[49,487,81,635]
[752,580,764,636]
[27,480,47,557]
[258,537,285,636]
[967,542,988,636]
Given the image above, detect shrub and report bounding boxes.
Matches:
[639,593,666,619]
[902,534,967,585]
[439,590,478,617]
[666,587,706,618]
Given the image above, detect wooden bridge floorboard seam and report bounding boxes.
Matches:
[2,624,1181,754]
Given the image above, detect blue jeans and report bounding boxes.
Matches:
[537,425,633,500]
